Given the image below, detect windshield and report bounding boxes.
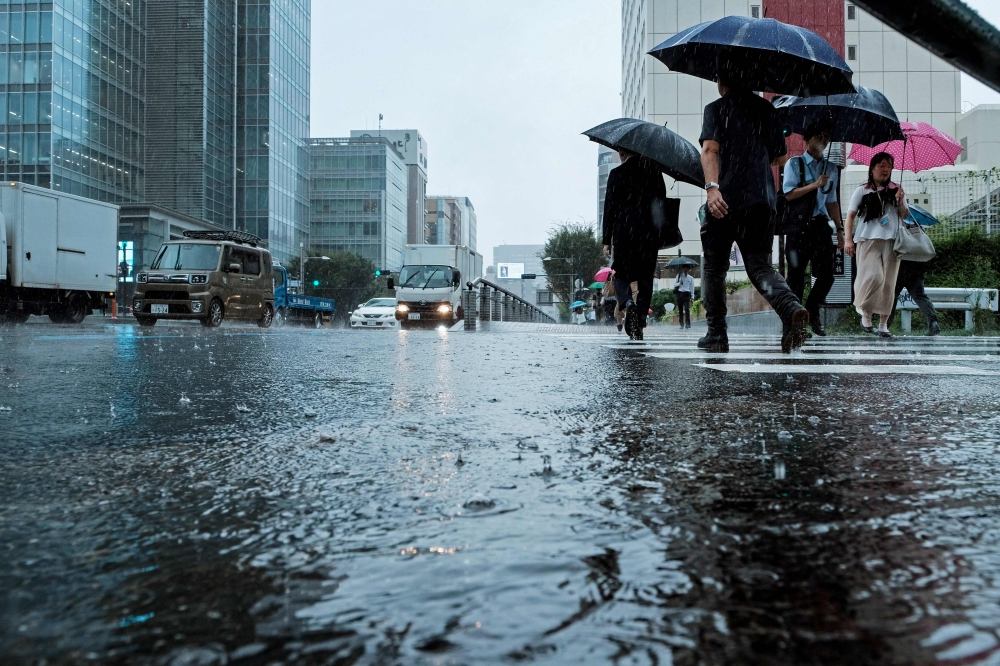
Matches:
[399,265,453,289]
[364,299,396,307]
[152,243,222,271]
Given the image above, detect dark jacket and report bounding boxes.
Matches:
[601,156,666,281]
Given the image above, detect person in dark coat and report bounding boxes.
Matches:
[601,149,665,341]
[888,260,940,336]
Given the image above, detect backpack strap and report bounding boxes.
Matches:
[798,156,807,187]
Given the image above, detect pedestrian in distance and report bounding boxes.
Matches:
[673,265,694,329]
[698,65,811,354]
[601,278,619,327]
[888,260,940,336]
[781,119,845,337]
[844,152,909,338]
[602,148,668,342]
[613,281,640,333]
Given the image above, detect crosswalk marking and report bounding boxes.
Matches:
[698,363,1000,375]
[644,352,1000,362]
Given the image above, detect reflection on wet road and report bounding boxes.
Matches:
[2,324,1000,664]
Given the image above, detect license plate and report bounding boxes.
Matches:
[151,304,169,314]
[408,313,421,320]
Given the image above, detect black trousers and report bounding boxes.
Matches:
[676,291,692,326]
[701,203,802,333]
[612,255,657,330]
[785,216,835,317]
[888,261,938,327]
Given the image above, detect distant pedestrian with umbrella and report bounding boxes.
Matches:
[780,119,844,337]
[667,256,697,329]
[844,152,909,337]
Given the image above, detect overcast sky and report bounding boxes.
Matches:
[312,1,1000,267]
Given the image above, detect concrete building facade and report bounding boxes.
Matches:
[425,195,476,250]
[350,129,428,245]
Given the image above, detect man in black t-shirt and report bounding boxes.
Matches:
[698,75,810,354]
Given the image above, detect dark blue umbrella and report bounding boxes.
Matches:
[648,17,855,97]
[906,204,939,226]
[772,86,904,147]
[583,118,705,187]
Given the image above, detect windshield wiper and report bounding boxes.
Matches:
[421,269,444,289]
[400,272,422,287]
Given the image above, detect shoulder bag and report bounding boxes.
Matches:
[894,218,936,262]
[651,197,683,250]
[774,157,816,235]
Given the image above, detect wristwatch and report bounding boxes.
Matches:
[705,182,719,190]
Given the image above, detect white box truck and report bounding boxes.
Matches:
[391,245,482,328]
[0,183,119,324]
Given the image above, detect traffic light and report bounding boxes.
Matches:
[312,279,320,287]
[375,269,383,277]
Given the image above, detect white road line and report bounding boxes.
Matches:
[697,364,1000,375]
[643,352,1000,362]
[606,344,999,354]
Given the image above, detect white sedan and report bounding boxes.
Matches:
[350,298,399,329]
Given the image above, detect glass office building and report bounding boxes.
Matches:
[309,137,408,272]
[237,0,310,263]
[0,0,146,200]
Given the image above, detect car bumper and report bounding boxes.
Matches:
[351,318,398,328]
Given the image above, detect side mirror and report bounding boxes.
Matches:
[452,270,461,286]
[228,263,241,273]
[387,277,395,289]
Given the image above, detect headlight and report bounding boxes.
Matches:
[396,304,410,313]
[136,273,147,284]
[189,274,207,284]
[437,303,452,313]
[191,300,203,313]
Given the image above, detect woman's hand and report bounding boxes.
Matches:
[895,186,906,206]
[844,238,856,258]
[603,245,611,259]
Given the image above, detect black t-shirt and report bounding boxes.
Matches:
[699,89,787,213]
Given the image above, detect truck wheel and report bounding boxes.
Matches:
[135,315,157,327]
[258,303,274,328]
[202,299,224,328]
[274,306,286,327]
[65,295,90,324]
[48,311,68,324]
[312,311,322,329]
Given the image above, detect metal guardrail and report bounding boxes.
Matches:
[463,278,557,329]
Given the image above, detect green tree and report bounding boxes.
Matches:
[285,251,391,325]
[540,223,605,318]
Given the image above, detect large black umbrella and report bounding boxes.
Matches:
[665,256,699,268]
[583,118,705,188]
[771,86,904,146]
[648,16,855,97]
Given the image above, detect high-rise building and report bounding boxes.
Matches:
[425,195,476,250]
[597,145,621,230]
[620,0,964,257]
[350,129,427,245]
[308,137,409,271]
[237,0,311,262]
[0,2,146,200]
[146,1,237,228]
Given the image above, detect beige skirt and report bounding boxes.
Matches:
[854,238,900,316]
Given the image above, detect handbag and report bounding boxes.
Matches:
[651,197,682,249]
[894,219,936,262]
[774,157,817,235]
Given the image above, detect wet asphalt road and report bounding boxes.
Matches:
[2,321,1000,665]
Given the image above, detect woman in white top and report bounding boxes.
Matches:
[844,152,909,337]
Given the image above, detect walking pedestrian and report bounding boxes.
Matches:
[782,120,845,337]
[601,278,619,327]
[698,68,811,353]
[844,152,908,338]
[602,148,667,341]
[673,266,694,329]
[888,260,940,336]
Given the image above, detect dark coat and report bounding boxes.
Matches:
[601,156,666,282]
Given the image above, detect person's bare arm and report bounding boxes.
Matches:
[895,186,910,221]
[701,140,728,219]
[844,210,857,257]
[786,175,829,201]
[827,201,845,249]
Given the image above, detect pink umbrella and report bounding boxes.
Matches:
[848,122,964,173]
[594,267,613,282]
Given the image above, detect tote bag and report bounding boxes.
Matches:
[894,220,936,262]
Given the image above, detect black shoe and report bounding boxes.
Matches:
[878,330,893,339]
[697,331,729,353]
[782,308,810,354]
[624,301,637,339]
[634,327,644,341]
[685,323,691,329]
[861,325,876,335]
[810,319,827,337]
[617,324,623,332]
[927,320,940,336]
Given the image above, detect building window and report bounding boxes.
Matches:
[751,5,760,19]
[960,137,968,162]
[848,45,857,61]
[536,290,554,306]
[847,4,857,20]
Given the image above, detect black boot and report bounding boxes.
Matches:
[623,301,637,339]
[809,312,827,337]
[927,320,940,336]
[782,307,810,354]
[697,330,729,353]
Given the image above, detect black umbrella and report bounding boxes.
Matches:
[583,118,705,188]
[648,16,855,97]
[772,86,904,147]
[665,256,699,268]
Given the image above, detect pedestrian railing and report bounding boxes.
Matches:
[463,278,557,329]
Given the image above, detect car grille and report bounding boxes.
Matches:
[363,313,381,319]
[143,291,191,300]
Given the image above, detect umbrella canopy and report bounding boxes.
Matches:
[771,86,903,147]
[588,282,605,290]
[569,301,587,309]
[648,16,855,97]
[594,267,613,282]
[665,256,699,268]
[906,204,939,227]
[583,119,704,187]
[848,122,964,172]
